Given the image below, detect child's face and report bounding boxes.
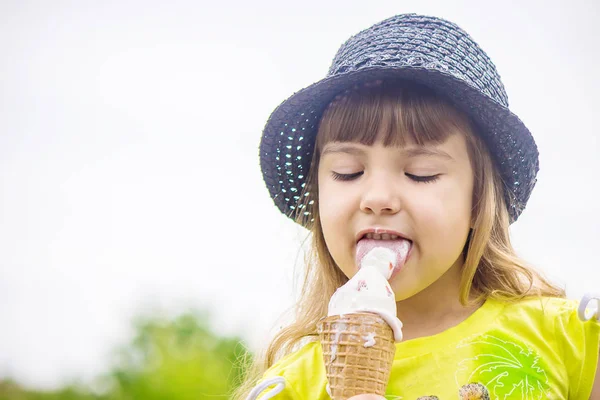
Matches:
[317,132,474,300]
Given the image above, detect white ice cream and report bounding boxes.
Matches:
[327,246,405,342]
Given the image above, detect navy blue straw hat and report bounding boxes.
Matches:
[259,14,538,225]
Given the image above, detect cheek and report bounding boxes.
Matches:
[411,183,473,239]
[317,183,344,250]
[317,181,357,275]
[318,184,336,228]
[318,180,356,227]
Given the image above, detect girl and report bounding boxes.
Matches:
[235,14,600,399]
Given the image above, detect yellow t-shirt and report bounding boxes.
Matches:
[256,297,600,399]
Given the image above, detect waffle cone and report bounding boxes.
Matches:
[317,312,396,399]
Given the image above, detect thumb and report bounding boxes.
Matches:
[347,395,387,400]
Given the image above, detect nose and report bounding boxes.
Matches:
[359,174,402,215]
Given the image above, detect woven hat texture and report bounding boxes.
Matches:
[259,13,539,224]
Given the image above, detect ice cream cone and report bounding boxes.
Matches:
[317,312,396,399]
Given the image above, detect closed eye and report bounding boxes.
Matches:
[331,171,363,181]
[406,173,440,183]
[331,171,440,183]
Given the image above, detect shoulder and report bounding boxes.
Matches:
[497,296,579,321]
[263,340,324,378]
[484,296,598,351]
[495,296,594,334]
[259,340,328,399]
[503,295,576,311]
[494,294,600,346]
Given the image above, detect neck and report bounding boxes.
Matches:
[395,256,482,340]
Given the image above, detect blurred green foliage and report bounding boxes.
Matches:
[0,311,253,400]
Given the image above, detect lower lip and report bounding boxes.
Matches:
[389,244,413,281]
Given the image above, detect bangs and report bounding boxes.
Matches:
[316,80,474,153]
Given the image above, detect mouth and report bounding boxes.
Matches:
[361,232,403,241]
[355,228,412,243]
[355,229,413,279]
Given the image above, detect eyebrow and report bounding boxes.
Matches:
[321,143,454,160]
[321,143,366,157]
[403,147,454,160]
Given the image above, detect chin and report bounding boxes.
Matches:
[391,280,431,301]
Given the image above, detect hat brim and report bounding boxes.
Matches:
[260,67,538,225]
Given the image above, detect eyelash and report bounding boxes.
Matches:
[331,171,440,183]
[406,173,440,183]
[331,171,363,181]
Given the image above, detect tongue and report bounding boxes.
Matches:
[355,239,411,277]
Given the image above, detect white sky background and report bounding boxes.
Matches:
[0,0,598,390]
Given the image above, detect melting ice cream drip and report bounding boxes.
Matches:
[329,322,346,362]
[363,332,376,347]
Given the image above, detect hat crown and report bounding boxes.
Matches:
[328,14,509,108]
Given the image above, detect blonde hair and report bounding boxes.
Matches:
[232,80,564,399]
